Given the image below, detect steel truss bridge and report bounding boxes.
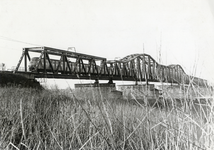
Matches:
[13,46,207,86]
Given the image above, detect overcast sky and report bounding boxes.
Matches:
[0,0,214,88]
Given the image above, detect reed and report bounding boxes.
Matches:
[0,84,213,149]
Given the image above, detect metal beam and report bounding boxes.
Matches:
[24,49,27,72]
[45,53,55,73]
[14,49,25,73]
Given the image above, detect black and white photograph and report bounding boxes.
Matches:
[0,0,214,149]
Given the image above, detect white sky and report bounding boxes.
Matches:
[0,0,214,88]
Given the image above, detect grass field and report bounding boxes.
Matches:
[0,84,213,150]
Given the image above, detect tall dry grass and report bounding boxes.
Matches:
[0,84,213,149]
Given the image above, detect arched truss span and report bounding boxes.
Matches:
[106,54,206,86]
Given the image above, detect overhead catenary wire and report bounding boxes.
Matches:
[0,35,42,47]
[0,35,68,50]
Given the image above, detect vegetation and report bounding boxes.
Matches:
[0,84,213,149]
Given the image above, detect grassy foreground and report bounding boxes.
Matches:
[0,85,213,150]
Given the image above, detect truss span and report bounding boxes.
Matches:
[14,47,207,86]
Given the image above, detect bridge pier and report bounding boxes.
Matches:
[94,78,99,84]
[155,84,212,99]
[117,84,159,100]
[74,83,123,100]
[108,78,113,84]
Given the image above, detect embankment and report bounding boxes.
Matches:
[0,71,42,89]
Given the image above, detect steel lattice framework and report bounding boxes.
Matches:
[14,47,207,86]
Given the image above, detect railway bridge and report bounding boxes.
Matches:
[13,46,207,87]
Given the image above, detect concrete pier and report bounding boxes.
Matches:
[73,83,212,101]
[117,84,159,100]
[155,84,212,99]
[74,83,122,100]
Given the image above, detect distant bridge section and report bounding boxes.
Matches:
[13,46,207,86]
